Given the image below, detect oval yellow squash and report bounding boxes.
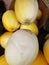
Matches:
[15,0,38,24]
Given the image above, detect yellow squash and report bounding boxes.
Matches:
[20,22,39,35]
[0,32,12,48]
[31,51,48,65]
[2,10,20,32]
[15,0,38,24]
[0,55,9,65]
[43,39,49,64]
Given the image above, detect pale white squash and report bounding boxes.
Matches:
[5,30,39,65]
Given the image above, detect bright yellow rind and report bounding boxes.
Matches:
[20,22,39,35]
[2,10,20,32]
[0,55,9,65]
[43,39,49,64]
[0,32,12,48]
[31,51,48,65]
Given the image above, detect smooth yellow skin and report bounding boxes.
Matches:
[20,22,39,35]
[0,55,9,65]
[43,39,49,64]
[36,9,42,20]
[0,32,12,48]
[2,10,20,32]
[31,51,48,65]
[15,0,38,24]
